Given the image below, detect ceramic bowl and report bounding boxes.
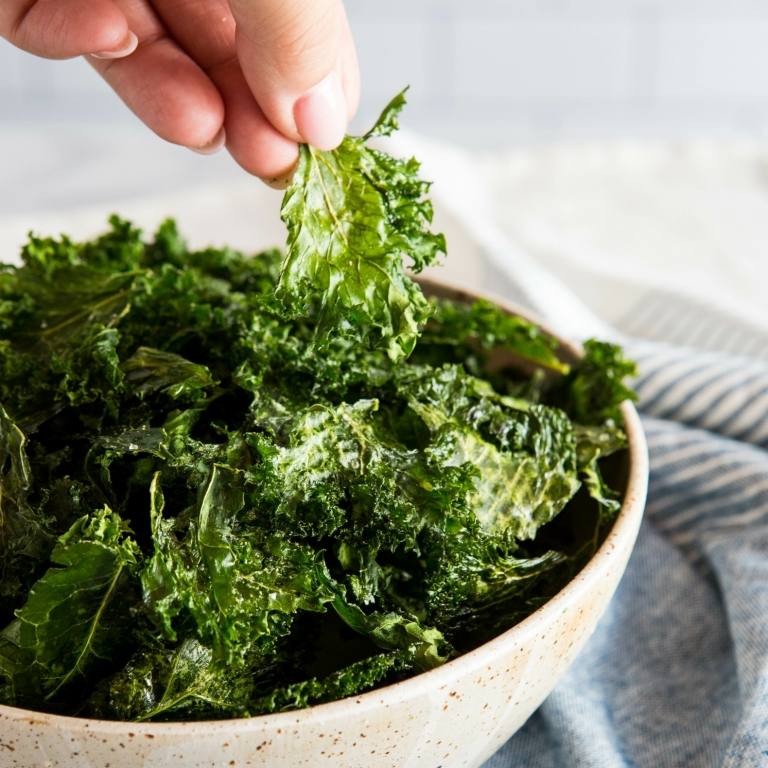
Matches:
[0,280,648,768]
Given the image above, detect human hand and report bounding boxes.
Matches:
[0,0,360,185]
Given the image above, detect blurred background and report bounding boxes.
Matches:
[5,0,768,145]
[0,0,767,333]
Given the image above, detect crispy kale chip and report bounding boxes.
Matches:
[91,637,256,721]
[0,93,636,721]
[0,405,54,611]
[0,506,139,706]
[279,89,446,361]
[554,340,638,425]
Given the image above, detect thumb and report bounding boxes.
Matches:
[228,0,355,151]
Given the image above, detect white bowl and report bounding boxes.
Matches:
[0,281,648,768]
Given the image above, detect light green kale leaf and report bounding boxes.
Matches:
[399,364,581,540]
[428,422,579,541]
[248,399,422,543]
[574,422,628,519]
[279,89,446,361]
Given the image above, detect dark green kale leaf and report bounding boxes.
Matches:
[546,340,636,518]
[329,600,448,672]
[0,505,139,705]
[122,347,217,403]
[553,339,638,425]
[418,298,568,374]
[0,405,54,611]
[317,562,448,671]
[574,423,628,518]
[0,220,139,429]
[92,637,256,721]
[421,529,566,636]
[279,89,445,361]
[251,651,408,714]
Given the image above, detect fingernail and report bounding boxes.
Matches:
[91,30,139,60]
[191,127,226,155]
[293,71,347,151]
[259,158,300,190]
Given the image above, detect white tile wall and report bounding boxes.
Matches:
[3,2,768,145]
[657,20,768,103]
[345,16,435,107]
[453,18,635,106]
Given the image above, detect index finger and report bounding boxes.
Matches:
[0,0,130,59]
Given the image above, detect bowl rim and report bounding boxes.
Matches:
[0,277,648,734]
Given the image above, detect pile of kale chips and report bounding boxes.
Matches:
[0,93,635,720]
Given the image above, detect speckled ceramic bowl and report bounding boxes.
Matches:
[0,281,648,768]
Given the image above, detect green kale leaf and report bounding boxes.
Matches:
[141,470,336,664]
[279,89,445,361]
[122,347,217,403]
[554,339,638,425]
[251,651,408,714]
[0,405,54,611]
[575,423,628,518]
[419,297,568,374]
[92,637,255,721]
[398,364,581,540]
[0,505,139,704]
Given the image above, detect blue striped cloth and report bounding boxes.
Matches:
[484,297,768,767]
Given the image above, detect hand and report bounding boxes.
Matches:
[0,0,360,184]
